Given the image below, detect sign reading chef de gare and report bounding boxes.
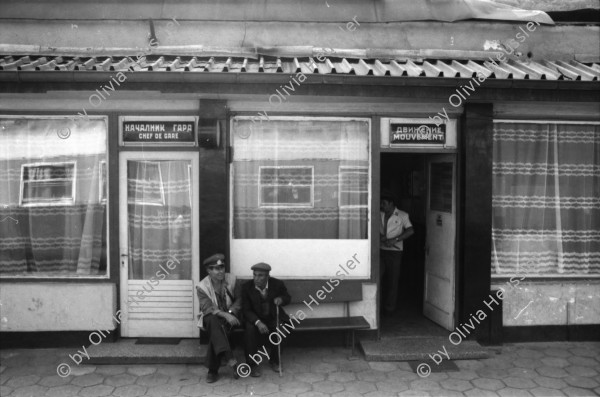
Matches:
[390,123,446,145]
[123,121,196,144]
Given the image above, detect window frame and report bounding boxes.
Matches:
[99,160,107,204]
[19,161,77,207]
[258,165,314,208]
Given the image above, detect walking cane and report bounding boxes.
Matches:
[276,305,282,377]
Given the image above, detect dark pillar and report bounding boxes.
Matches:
[198,100,228,277]
[460,103,493,344]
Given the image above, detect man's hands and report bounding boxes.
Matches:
[218,311,240,327]
[256,320,269,334]
[274,297,283,306]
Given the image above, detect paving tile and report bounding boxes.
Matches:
[343,380,377,394]
[78,384,115,397]
[376,379,409,393]
[5,374,40,388]
[38,374,71,387]
[544,348,572,358]
[385,369,419,381]
[541,357,571,368]
[503,376,538,389]
[9,384,48,397]
[70,366,97,376]
[472,377,506,391]
[363,391,398,397]
[368,361,398,372]
[327,371,356,382]
[497,388,534,396]
[563,375,599,389]
[448,370,479,380]
[477,368,511,379]
[568,347,600,358]
[356,369,388,382]
[104,373,137,387]
[310,362,338,373]
[112,384,147,397]
[409,379,442,391]
[561,386,596,396]
[536,366,569,378]
[126,366,157,377]
[567,356,599,367]
[134,373,169,387]
[312,380,344,393]
[296,392,330,397]
[279,380,312,394]
[508,368,539,379]
[465,388,500,397]
[440,378,473,392]
[180,384,212,396]
[144,383,182,396]
[565,365,598,377]
[530,387,566,396]
[456,360,486,370]
[332,392,364,397]
[532,375,568,389]
[45,384,82,397]
[398,390,432,396]
[245,381,279,395]
[294,372,326,383]
[429,390,466,397]
[71,373,104,387]
[156,364,189,376]
[0,385,12,396]
[516,349,545,359]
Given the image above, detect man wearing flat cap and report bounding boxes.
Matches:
[196,253,241,383]
[242,262,291,377]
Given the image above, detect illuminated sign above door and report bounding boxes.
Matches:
[120,116,198,146]
[381,117,457,149]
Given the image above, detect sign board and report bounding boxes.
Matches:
[380,117,457,149]
[120,117,197,146]
[390,124,446,145]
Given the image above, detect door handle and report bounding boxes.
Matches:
[121,254,128,268]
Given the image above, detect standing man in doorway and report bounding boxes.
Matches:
[380,190,414,315]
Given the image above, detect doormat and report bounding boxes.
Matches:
[408,359,459,374]
[135,338,181,345]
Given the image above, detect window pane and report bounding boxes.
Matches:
[232,118,370,240]
[0,117,108,277]
[492,122,600,276]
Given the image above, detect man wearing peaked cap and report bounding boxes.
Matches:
[242,262,291,377]
[196,253,241,383]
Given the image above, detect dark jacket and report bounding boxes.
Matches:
[242,276,291,325]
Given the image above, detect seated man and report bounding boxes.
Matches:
[196,253,241,383]
[242,262,291,377]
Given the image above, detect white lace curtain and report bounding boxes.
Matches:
[492,122,600,276]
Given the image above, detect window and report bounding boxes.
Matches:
[20,162,76,206]
[230,117,371,278]
[492,121,600,277]
[0,116,108,277]
[339,166,368,208]
[259,166,314,207]
[127,161,165,206]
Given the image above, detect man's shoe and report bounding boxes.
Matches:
[269,361,281,373]
[206,372,219,383]
[250,366,262,377]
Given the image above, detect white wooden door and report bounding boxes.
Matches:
[423,155,456,331]
[119,152,199,337]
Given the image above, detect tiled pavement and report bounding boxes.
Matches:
[0,342,599,396]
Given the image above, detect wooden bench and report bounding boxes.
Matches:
[233,279,370,355]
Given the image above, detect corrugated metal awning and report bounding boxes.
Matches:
[1,55,599,81]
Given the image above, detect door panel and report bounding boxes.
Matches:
[119,152,199,337]
[423,155,456,331]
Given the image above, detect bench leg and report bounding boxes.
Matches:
[349,330,359,360]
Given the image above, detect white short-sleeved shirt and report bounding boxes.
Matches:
[380,208,412,251]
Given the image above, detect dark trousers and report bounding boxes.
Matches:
[204,314,234,373]
[380,249,403,312]
[244,319,283,367]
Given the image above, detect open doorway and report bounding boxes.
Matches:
[380,152,457,338]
